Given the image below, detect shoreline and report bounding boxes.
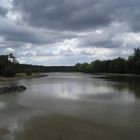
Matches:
[94,73,140,77]
[0,73,48,86]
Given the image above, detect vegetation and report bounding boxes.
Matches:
[74,48,140,74]
[4,66,16,77]
[0,54,16,77]
[25,68,32,76]
[0,48,140,77]
[0,53,74,77]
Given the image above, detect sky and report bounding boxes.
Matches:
[0,0,140,66]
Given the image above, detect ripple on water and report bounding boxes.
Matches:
[0,101,7,109]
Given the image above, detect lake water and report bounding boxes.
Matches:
[0,73,140,140]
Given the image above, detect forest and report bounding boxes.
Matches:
[0,48,140,77]
[74,48,140,74]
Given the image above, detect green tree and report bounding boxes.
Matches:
[25,68,32,76]
[126,48,140,74]
[0,55,10,75]
[4,66,16,77]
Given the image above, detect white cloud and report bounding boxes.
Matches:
[0,0,12,8]
[5,47,14,52]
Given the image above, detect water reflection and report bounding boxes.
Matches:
[17,73,140,103]
[94,75,140,99]
[1,73,140,140]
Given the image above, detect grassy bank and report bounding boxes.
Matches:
[0,73,47,86]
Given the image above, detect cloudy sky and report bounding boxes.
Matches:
[0,0,140,65]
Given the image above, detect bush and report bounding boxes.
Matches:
[25,68,32,76]
[4,67,16,77]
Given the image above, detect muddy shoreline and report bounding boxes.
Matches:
[0,73,48,86]
[0,73,47,94]
[0,85,27,94]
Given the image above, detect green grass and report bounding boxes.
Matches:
[16,73,39,77]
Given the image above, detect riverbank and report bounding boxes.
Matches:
[0,73,48,86]
[93,73,140,77]
[0,85,27,94]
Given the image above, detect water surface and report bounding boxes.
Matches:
[0,73,140,140]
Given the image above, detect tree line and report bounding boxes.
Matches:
[0,53,74,77]
[74,48,140,74]
[0,53,18,77]
[0,48,140,77]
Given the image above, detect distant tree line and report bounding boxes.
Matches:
[74,48,140,74]
[0,53,74,77]
[0,48,140,77]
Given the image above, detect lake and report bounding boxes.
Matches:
[0,72,140,140]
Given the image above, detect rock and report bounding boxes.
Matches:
[0,85,27,94]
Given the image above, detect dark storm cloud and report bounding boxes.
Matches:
[0,6,8,17]
[12,0,112,30]
[0,18,77,45]
[0,0,140,65]
[0,28,42,44]
[12,0,140,31]
[85,39,122,48]
[0,17,44,44]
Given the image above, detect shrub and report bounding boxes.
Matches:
[25,68,32,76]
[4,66,16,77]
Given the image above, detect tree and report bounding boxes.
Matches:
[0,55,10,75]
[133,48,140,74]
[74,63,82,72]
[0,54,18,77]
[111,58,126,73]
[126,48,140,74]
[8,53,18,64]
[4,66,16,77]
[25,68,32,76]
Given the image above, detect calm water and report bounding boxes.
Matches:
[0,73,140,140]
